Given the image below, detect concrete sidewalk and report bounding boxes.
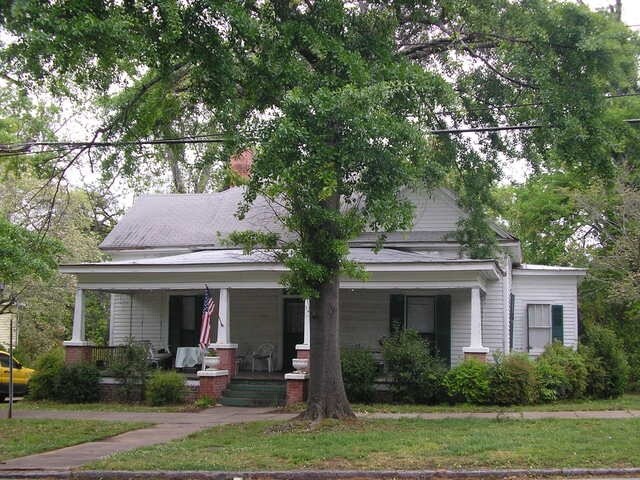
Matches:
[361,409,640,420]
[2,407,639,472]
[1,407,296,471]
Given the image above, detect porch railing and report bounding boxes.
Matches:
[90,345,129,370]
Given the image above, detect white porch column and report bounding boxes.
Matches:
[302,298,311,346]
[463,287,489,359]
[63,288,91,346]
[294,298,311,368]
[214,287,235,346]
[208,287,237,379]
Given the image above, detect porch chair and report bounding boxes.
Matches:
[136,340,172,368]
[251,343,275,373]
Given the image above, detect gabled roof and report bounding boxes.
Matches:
[100,186,519,251]
[100,188,289,250]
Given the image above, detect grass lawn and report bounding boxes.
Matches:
[0,419,149,462]
[0,399,201,413]
[88,417,640,471]
[281,393,640,414]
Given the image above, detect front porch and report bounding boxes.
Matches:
[60,249,505,404]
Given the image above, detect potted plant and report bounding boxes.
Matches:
[202,347,220,370]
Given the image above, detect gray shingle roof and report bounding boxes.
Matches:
[100,186,516,251]
[100,187,289,250]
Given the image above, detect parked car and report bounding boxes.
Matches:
[0,350,35,400]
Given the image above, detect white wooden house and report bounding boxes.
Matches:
[59,186,585,403]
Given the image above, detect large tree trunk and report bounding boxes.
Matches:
[298,272,355,421]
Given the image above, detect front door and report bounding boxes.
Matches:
[169,295,204,354]
[283,298,304,372]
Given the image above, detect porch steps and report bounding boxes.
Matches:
[220,378,285,407]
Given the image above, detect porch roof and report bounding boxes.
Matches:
[60,248,501,292]
[62,248,499,271]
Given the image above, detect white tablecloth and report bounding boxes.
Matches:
[175,347,203,368]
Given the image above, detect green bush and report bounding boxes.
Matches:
[56,363,101,403]
[535,342,587,402]
[109,341,149,402]
[341,348,377,403]
[580,324,629,398]
[489,353,537,405]
[382,330,446,404]
[443,359,491,404]
[145,371,186,406]
[194,395,215,408]
[27,348,65,400]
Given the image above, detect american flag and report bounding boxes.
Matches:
[199,286,216,350]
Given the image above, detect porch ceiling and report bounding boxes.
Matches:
[60,248,501,291]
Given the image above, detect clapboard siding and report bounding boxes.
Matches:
[482,275,506,357]
[107,281,510,368]
[450,290,470,366]
[406,188,465,232]
[511,273,580,354]
[340,288,479,367]
[230,289,283,369]
[0,314,17,347]
[109,292,169,348]
[339,290,389,350]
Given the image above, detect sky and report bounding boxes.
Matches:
[586,0,640,26]
[58,0,640,200]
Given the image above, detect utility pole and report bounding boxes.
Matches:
[8,301,13,419]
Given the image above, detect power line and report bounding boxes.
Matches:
[2,94,640,154]
[0,119,634,154]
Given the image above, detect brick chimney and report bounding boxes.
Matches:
[230,149,253,179]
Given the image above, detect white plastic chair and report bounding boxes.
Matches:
[251,343,275,373]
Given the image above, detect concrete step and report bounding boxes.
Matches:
[230,378,285,386]
[226,383,285,393]
[222,388,285,399]
[219,395,285,407]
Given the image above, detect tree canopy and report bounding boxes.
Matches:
[1,0,638,418]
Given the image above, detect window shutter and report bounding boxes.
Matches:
[435,295,451,367]
[552,304,564,343]
[389,294,405,335]
[509,294,515,351]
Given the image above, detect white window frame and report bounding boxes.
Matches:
[527,303,552,353]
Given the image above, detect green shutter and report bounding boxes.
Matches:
[435,295,451,367]
[389,294,405,335]
[552,304,564,343]
[509,294,515,351]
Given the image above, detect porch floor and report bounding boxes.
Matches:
[176,369,285,381]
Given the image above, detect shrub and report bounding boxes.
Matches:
[56,363,101,403]
[489,353,537,405]
[382,330,447,404]
[109,341,149,402]
[443,359,491,404]
[145,370,186,405]
[341,348,377,403]
[194,395,215,408]
[580,324,629,398]
[27,348,65,400]
[535,342,587,402]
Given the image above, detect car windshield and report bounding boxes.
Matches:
[0,354,20,368]
[0,354,10,368]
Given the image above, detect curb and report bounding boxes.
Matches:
[1,468,640,480]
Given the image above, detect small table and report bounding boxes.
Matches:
[175,347,203,369]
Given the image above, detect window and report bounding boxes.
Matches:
[527,304,551,350]
[0,354,10,368]
[406,296,435,341]
[527,304,564,350]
